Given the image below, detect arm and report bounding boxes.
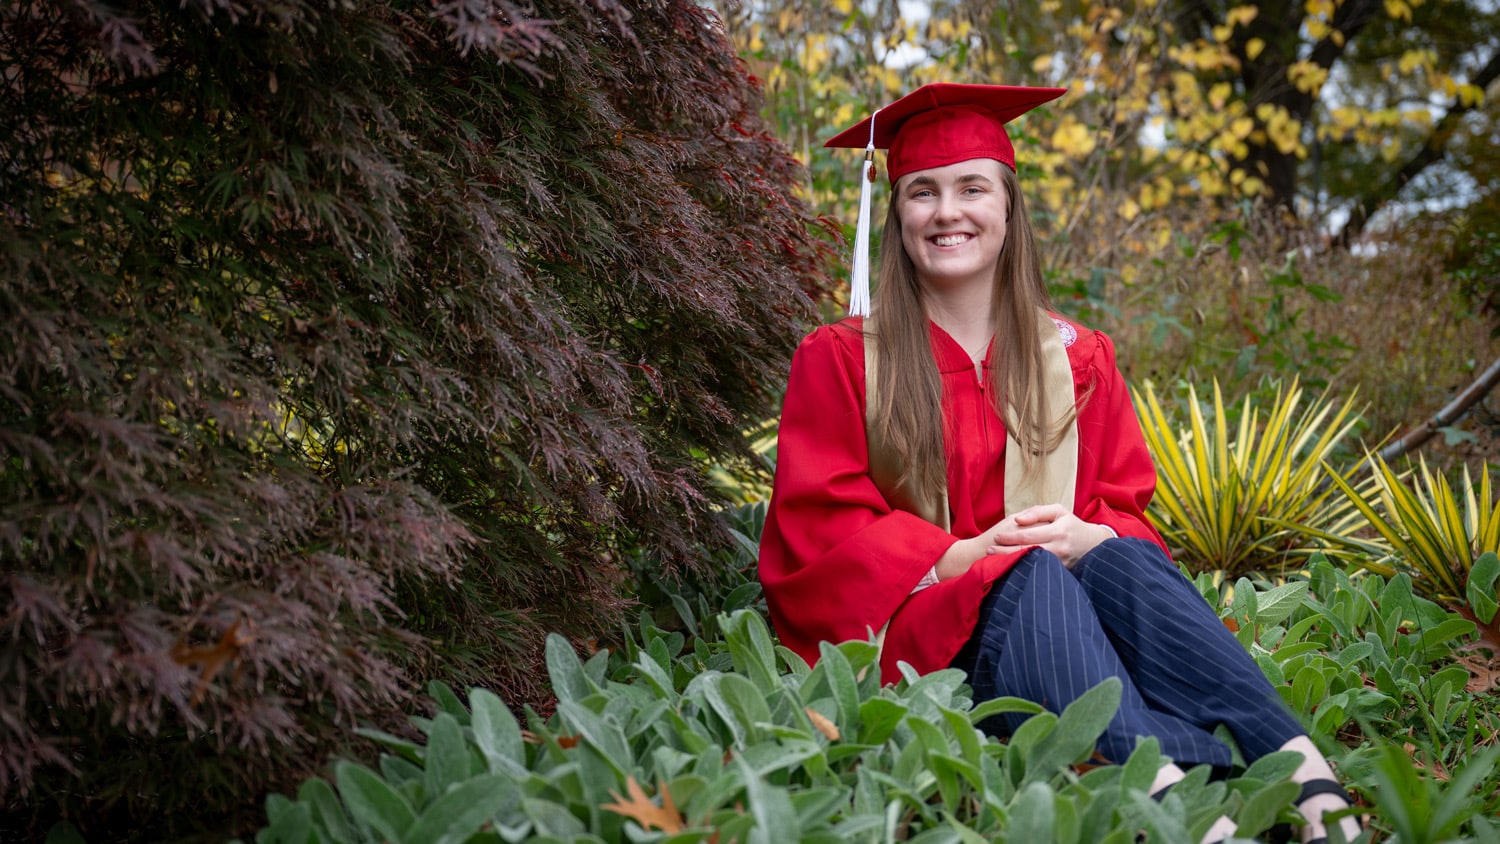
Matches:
[983,327,1166,565]
[758,325,959,662]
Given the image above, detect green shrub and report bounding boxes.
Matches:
[255,610,1325,844]
[251,556,1500,843]
[1194,556,1500,835]
[1321,455,1500,649]
[1133,378,1371,577]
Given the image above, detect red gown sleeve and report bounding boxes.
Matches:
[1073,329,1171,554]
[758,323,959,667]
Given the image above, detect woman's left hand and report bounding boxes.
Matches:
[985,504,1113,567]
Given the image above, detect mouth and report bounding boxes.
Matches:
[931,233,972,247]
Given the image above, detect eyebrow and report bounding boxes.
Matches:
[904,172,996,190]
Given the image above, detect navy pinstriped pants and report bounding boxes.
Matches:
[950,537,1303,767]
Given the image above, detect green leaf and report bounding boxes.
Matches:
[1253,580,1309,626]
[379,754,424,787]
[790,786,847,829]
[1119,738,1162,796]
[334,762,415,843]
[1007,781,1056,843]
[940,706,982,767]
[545,633,594,704]
[723,610,781,694]
[1025,678,1121,783]
[556,700,633,777]
[1232,780,1298,840]
[858,697,908,745]
[470,688,527,774]
[256,797,312,844]
[298,776,354,842]
[428,681,469,722]
[1414,617,1478,655]
[354,727,423,763]
[521,797,587,837]
[969,696,1043,725]
[815,641,861,734]
[405,774,521,844]
[1468,551,1500,624]
[735,755,801,844]
[1241,750,1305,785]
[425,713,473,796]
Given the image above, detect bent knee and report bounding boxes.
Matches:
[1074,536,1174,584]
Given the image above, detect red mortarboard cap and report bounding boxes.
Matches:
[826,83,1067,183]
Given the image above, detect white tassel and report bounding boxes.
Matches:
[848,108,880,318]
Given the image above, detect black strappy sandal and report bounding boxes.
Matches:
[1296,779,1364,844]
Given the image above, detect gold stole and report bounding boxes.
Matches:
[862,310,1079,651]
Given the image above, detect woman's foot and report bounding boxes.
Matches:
[1295,779,1363,844]
[1277,736,1364,843]
[1151,763,1238,844]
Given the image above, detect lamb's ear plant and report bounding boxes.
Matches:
[1195,555,1500,842]
[1321,454,1500,649]
[1133,378,1370,578]
[251,609,1327,844]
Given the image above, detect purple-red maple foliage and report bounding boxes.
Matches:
[0,0,829,838]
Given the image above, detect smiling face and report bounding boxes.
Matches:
[895,158,1010,294]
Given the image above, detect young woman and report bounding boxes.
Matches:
[758,84,1363,844]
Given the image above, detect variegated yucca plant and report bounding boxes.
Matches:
[1323,455,1500,649]
[1133,378,1371,577]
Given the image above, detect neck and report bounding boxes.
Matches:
[923,283,994,359]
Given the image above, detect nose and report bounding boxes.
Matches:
[934,190,962,221]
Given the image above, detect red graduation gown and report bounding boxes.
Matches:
[758,315,1169,683]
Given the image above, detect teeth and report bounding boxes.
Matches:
[934,234,968,246]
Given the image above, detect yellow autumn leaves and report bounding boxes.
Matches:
[727,0,1489,244]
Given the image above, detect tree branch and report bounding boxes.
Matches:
[1336,48,1500,246]
[1307,0,1382,72]
[1374,353,1500,464]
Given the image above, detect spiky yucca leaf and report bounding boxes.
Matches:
[1324,455,1500,617]
[1133,379,1370,576]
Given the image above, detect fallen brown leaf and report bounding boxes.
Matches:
[1457,651,1500,694]
[805,707,840,741]
[171,617,254,706]
[602,776,684,834]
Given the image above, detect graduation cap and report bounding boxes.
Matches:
[825,83,1067,316]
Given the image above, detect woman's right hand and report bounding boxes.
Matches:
[933,533,993,581]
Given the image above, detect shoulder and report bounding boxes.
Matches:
[785,317,868,397]
[795,317,866,364]
[1047,312,1117,373]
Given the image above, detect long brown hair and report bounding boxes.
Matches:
[866,165,1074,503]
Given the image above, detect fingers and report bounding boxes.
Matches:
[1009,503,1067,525]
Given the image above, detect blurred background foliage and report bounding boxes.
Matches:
[712,0,1500,453]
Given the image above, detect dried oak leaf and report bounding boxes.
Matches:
[520,730,581,748]
[171,617,255,706]
[805,707,840,741]
[602,776,684,833]
[1458,651,1500,694]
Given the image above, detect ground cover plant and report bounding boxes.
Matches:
[246,556,1500,843]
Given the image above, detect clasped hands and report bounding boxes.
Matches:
[933,504,1113,581]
